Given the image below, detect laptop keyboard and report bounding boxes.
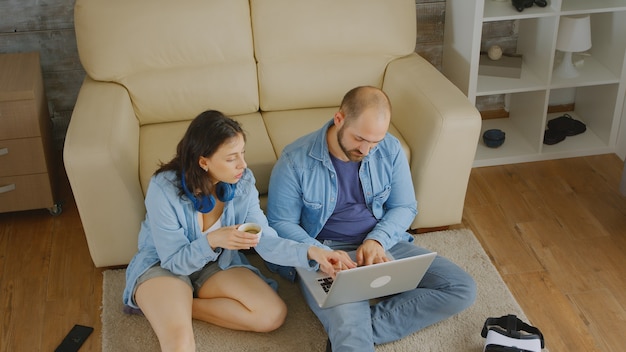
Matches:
[317,277,334,293]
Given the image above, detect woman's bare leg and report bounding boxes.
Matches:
[135,277,195,352]
[193,267,287,332]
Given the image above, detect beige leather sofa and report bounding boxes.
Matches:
[65,0,481,267]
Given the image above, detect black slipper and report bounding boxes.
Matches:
[543,129,566,145]
[547,114,586,136]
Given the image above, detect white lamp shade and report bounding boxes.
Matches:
[556,15,592,52]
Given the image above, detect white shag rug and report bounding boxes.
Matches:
[101,229,534,351]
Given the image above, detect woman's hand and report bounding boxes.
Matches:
[307,247,356,278]
[206,225,260,250]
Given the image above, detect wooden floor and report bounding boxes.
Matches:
[453,153,626,352]
[1,153,625,351]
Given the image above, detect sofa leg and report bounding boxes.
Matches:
[408,226,450,234]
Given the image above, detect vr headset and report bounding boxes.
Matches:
[481,315,545,352]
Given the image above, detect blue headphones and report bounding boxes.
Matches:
[181,170,236,213]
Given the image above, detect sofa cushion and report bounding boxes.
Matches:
[263,108,411,162]
[139,113,276,195]
[251,0,417,111]
[74,0,259,124]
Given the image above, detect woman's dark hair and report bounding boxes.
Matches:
[156,110,245,197]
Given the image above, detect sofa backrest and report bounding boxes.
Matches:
[75,0,418,124]
[74,0,259,125]
[251,0,417,111]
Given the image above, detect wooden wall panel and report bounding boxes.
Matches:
[0,0,74,32]
[416,1,445,70]
[0,0,82,124]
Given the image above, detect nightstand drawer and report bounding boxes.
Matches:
[0,100,40,140]
[0,137,47,177]
[0,173,54,213]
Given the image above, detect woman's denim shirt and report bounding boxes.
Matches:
[123,169,316,308]
[266,120,418,281]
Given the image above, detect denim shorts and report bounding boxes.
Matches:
[135,261,222,298]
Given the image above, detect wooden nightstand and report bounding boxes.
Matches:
[0,52,61,215]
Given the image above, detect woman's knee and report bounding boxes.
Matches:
[251,299,287,332]
[157,324,195,352]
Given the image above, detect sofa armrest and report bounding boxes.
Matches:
[383,53,481,229]
[63,77,144,267]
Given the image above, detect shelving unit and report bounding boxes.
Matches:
[442,0,626,167]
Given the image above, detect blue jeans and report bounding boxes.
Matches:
[299,241,477,352]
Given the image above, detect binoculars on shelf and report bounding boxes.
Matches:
[512,0,547,12]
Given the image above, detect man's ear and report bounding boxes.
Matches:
[334,110,345,127]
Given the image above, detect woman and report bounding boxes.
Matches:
[123,110,354,351]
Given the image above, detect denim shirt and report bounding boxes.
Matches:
[266,119,418,281]
[123,168,317,309]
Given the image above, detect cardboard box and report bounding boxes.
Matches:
[478,54,522,78]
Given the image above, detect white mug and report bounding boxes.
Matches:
[238,223,263,239]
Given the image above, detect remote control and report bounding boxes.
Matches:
[55,325,94,352]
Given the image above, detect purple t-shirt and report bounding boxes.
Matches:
[316,154,378,244]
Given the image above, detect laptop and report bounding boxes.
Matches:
[296,250,437,308]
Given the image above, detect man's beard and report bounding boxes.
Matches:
[337,125,365,162]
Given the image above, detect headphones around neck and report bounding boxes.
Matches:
[181,170,236,213]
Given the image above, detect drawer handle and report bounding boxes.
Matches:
[0,184,16,194]
[0,148,7,156]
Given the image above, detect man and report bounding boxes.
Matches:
[266,86,476,351]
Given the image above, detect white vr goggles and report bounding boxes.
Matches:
[481,315,545,352]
